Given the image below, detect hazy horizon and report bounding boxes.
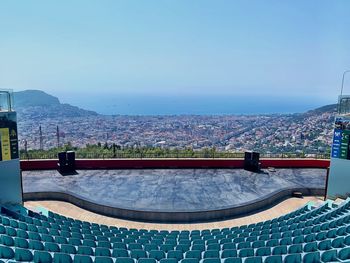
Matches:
[1,0,350,107]
[14,89,336,115]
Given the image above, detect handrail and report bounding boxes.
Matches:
[20,151,330,160]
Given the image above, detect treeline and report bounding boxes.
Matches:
[20,143,242,159]
[19,143,329,160]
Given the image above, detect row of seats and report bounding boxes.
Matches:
[0,198,349,262]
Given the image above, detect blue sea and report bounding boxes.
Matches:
[61,94,334,115]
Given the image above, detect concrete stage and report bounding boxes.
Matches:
[22,168,326,222]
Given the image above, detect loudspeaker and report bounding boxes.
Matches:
[57,151,76,174]
[66,151,75,169]
[244,151,261,172]
[58,152,67,167]
[252,152,260,162]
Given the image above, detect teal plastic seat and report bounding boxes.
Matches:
[131,249,147,260]
[245,257,262,263]
[175,244,191,252]
[338,247,350,261]
[77,246,93,256]
[42,234,54,243]
[168,250,184,260]
[16,229,29,239]
[112,248,129,258]
[82,239,96,247]
[345,235,350,245]
[221,249,237,258]
[192,244,205,252]
[237,242,250,249]
[284,253,301,263]
[14,237,29,249]
[266,239,279,247]
[288,244,302,254]
[203,250,219,259]
[95,247,111,257]
[303,242,317,253]
[207,244,220,251]
[1,235,14,246]
[185,250,202,259]
[292,236,304,244]
[94,257,114,263]
[54,236,67,244]
[272,246,287,256]
[148,250,165,260]
[255,247,270,257]
[5,227,16,237]
[26,229,39,239]
[45,242,60,252]
[223,257,241,263]
[321,250,338,262]
[265,255,282,263]
[129,243,143,250]
[279,238,292,246]
[144,244,159,252]
[161,244,175,253]
[138,259,156,263]
[332,237,344,248]
[73,254,93,263]
[201,258,220,263]
[318,240,331,251]
[222,243,236,250]
[29,240,45,250]
[238,248,254,258]
[252,241,265,249]
[114,242,127,249]
[180,259,199,263]
[303,252,320,263]
[61,244,77,254]
[15,248,33,262]
[0,245,14,259]
[160,259,178,263]
[33,250,53,263]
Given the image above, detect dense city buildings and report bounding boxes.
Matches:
[17,107,334,154]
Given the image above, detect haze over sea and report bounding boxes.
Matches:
[60,94,334,115]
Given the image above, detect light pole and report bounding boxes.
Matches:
[341,70,350,96]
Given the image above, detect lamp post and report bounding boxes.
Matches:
[341,70,350,96]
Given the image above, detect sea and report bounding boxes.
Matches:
[61,94,334,116]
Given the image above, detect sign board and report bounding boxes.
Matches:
[328,115,350,199]
[0,110,22,204]
[0,112,19,161]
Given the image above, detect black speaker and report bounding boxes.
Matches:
[244,151,261,172]
[57,151,76,174]
[58,152,67,167]
[66,151,75,169]
[252,152,260,162]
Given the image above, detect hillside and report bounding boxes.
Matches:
[303,104,337,116]
[14,90,98,119]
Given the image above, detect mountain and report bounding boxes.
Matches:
[14,90,98,119]
[303,104,337,116]
[14,90,60,107]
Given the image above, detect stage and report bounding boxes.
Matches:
[22,168,326,222]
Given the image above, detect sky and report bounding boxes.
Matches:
[0,0,350,105]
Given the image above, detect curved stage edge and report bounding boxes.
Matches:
[23,187,325,223]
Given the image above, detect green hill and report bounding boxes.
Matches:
[14,90,98,118]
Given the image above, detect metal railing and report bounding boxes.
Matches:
[20,151,330,160]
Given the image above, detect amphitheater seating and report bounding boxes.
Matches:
[0,199,350,262]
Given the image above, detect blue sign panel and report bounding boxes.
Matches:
[332,129,342,158]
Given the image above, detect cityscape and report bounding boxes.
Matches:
[16,91,336,155]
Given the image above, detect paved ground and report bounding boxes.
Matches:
[25,197,323,230]
[22,168,326,212]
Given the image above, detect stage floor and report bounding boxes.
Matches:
[22,168,326,213]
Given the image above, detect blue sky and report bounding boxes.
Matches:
[0,0,349,102]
